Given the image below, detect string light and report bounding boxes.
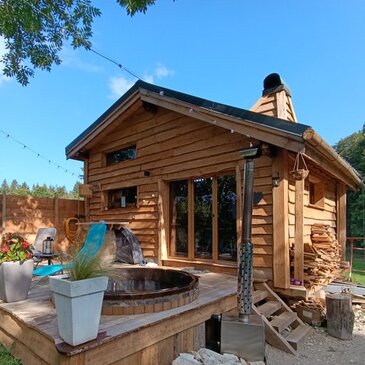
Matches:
[0,129,81,178]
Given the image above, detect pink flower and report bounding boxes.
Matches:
[1,246,9,253]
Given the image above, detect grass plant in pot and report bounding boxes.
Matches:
[0,233,34,302]
[49,249,110,346]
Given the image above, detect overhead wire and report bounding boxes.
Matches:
[0,128,81,178]
[2,1,144,180]
[19,0,142,80]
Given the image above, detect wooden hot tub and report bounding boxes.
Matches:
[102,267,199,315]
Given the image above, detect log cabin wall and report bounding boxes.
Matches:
[288,154,339,286]
[84,105,274,277]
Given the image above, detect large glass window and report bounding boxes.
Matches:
[218,175,237,261]
[169,174,237,262]
[194,177,213,259]
[106,145,136,165]
[169,180,188,257]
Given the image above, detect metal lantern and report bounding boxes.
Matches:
[43,236,54,254]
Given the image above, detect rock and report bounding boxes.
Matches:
[172,353,202,365]
[222,353,240,361]
[197,348,241,364]
[240,358,248,365]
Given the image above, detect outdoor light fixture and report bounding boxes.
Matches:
[43,236,54,254]
[272,174,280,187]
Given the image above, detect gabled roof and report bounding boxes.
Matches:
[66,79,363,190]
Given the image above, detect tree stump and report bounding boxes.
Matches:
[325,293,354,340]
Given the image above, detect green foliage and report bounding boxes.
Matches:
[66,251,110,281]
[0,345,21,365]
[0,178,81,199]
[116,0,156,16]
[334,124,365,237]
[0,0,157,85]
[0,233,33,263]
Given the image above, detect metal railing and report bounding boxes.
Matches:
[347,237,365,281]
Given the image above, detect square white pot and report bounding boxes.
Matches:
[0,259,34,302]
[49,275,108,346]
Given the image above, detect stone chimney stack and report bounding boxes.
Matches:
[250,73,297,122]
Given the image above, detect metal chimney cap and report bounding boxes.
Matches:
[262,73,291,97]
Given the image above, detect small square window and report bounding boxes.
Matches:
[107,186,137,209]
[308,180,324,208]
[106,145,136,165]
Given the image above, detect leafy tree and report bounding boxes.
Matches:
[334,125,365,237]
[0,178,81,198]
[0,0,156,85]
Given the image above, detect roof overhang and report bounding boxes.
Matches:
[66,80,363,190]
[302,129,363,190]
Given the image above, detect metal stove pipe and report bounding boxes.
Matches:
[237,146,261,322]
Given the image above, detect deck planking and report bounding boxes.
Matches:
[0,270,237,365]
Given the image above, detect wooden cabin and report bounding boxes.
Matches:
[66,73,362,297]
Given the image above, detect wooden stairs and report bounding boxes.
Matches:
[252,282,312,354]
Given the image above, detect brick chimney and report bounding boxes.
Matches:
[250,73,297,122]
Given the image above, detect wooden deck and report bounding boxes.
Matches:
[0,270,237,365]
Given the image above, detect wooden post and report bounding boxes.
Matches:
[158,179,168,262]
[1,193,6,234]
[54,197,59,228]
[349,239,353,281]
[294,178,304,282]
[272,150,290,289]
[326,293,354,340]
[336,182,347,260]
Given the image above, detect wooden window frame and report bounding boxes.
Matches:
[168,173,238,265]
[103,144,137,167]
[101,186,139,210]
[307,176,325,209]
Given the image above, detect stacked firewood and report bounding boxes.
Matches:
[303,224,341,289]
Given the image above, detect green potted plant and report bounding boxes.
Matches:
[49,250,110,346]
[0,233,34,302]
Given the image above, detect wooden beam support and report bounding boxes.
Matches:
[158,179,169,262]
[272,149,290,289]
[188,179,194,260]
[294,178,304,281]
[1,193,5,234]
[212,178,218,261]
[336,182,347,260]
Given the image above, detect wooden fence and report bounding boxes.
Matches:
[0,194,85,251]
[347,237,365,280]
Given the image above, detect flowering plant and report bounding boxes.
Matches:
[0,233,33,263]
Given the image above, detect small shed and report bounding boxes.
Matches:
[66,73,362,297]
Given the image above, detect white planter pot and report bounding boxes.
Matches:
[49,275,108,346]
[0,259,34,302]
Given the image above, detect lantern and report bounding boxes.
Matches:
[43,236,54,254]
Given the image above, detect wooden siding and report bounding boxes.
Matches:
[85,106,274,274]
[288,156,340,285]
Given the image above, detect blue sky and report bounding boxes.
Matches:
[0,0,364,190]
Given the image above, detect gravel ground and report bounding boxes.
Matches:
[266,306,365,365]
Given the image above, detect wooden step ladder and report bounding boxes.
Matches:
[252,282,312,354]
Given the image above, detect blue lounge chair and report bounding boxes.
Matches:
[32,222,107,276]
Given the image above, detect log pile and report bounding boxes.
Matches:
[302,224,341,289]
